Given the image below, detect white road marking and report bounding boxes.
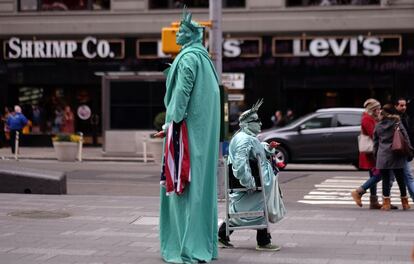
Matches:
[299,176,404,205]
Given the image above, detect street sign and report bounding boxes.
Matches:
[222,73,244,90]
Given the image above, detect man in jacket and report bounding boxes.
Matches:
[395,98,414,202]
[6,105,28,154]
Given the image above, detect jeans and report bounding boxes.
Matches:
[361,169,381,196]
[403,161,414,199]
[381,169,407,197]
[218,222,271,246]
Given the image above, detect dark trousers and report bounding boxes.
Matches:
[218,222,271,246]
[381,168,407,197]
[9,129,22,154]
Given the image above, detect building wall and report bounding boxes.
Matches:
[0,0,413,36]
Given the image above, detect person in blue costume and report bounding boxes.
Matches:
[156,7,221,264]
[218,99,286,251]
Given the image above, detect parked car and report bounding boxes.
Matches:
[257,108,364,167]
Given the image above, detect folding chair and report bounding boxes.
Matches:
[224,154,270,238]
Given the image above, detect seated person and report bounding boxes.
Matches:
[218,99,286,251]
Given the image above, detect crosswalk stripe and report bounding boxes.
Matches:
[298,176,405,205]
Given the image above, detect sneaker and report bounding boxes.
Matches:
[256,243,281,251]
[218,238,234,248]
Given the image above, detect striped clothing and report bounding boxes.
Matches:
[162,121,191,195]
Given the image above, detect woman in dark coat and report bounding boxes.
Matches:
[373,104,411,210]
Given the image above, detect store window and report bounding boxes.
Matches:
[19,0,110,11]
[109,81,165,129]
[149,0,245,9]
[286,0,379,7]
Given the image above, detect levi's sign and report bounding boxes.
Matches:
[4,36,124,59]
[273,35,402,57]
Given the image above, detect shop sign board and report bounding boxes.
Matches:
[77,105,91,120]
[228,94,245,101]
[273,35,402,57]
[222,73,245,90]
[136,38,262,59]
[3,36,124,59]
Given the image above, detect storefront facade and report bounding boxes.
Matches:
[0,0,413,144]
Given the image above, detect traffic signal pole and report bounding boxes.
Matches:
[209,0,222,84]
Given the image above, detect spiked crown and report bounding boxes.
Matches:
[180,6,201,33]
[239,99,264,123]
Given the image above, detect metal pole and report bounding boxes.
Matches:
[209,0,222,83]
[14,131,19,161]
[77,132,83,162]
[143,139,147,163]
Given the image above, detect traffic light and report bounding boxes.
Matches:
[161,27,181,55]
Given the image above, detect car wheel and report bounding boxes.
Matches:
[274,146,289,167]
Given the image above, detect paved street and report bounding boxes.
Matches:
[0,147,413,263]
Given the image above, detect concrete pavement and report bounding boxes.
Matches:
[0,147,146,162]
[0,147,413,263]
[1,192,414,264]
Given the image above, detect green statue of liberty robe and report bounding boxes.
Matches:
[159,8,221,263]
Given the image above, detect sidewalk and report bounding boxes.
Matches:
[1,193,413,264]
[0,147,149,162]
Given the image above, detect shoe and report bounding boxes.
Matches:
[381,197,391,211]
[369,195,382,210]
[401,196,411,210]
[351,187,364,207]
[256,243,281,251]
[390,204,399,210]
[218,238,234,248]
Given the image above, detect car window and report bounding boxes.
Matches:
[302,114,333,129]
[336,113,361,127]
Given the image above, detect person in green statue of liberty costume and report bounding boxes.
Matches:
[218,99,286,251]
[156,7,220,264]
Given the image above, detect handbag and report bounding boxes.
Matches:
[358,133,373,153]
[391,123,411,156]
[267,174,287,223]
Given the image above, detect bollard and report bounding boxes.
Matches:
[77,132,83,162]
[14,131,20,161]
[217,157,226,200]
[143,139,148,163]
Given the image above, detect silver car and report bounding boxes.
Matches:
[257,108,364,167]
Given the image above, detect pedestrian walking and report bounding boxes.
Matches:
[271,110,286,127]
[351,98,382,209]
[61,105,75,133]
[218,99,285,251]
[6,105,28,154]
[3,106,11,142]
[394,97,414,202]
[154,7,221,263]
[0,112,5,148]
[286,108,295,124]
[374,104,412,210]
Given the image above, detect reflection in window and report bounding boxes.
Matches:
[149,0,245,9]
[336,114,361,127]
[19,0,110,11]
[303,115,333,129]
[286,0,379,7]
